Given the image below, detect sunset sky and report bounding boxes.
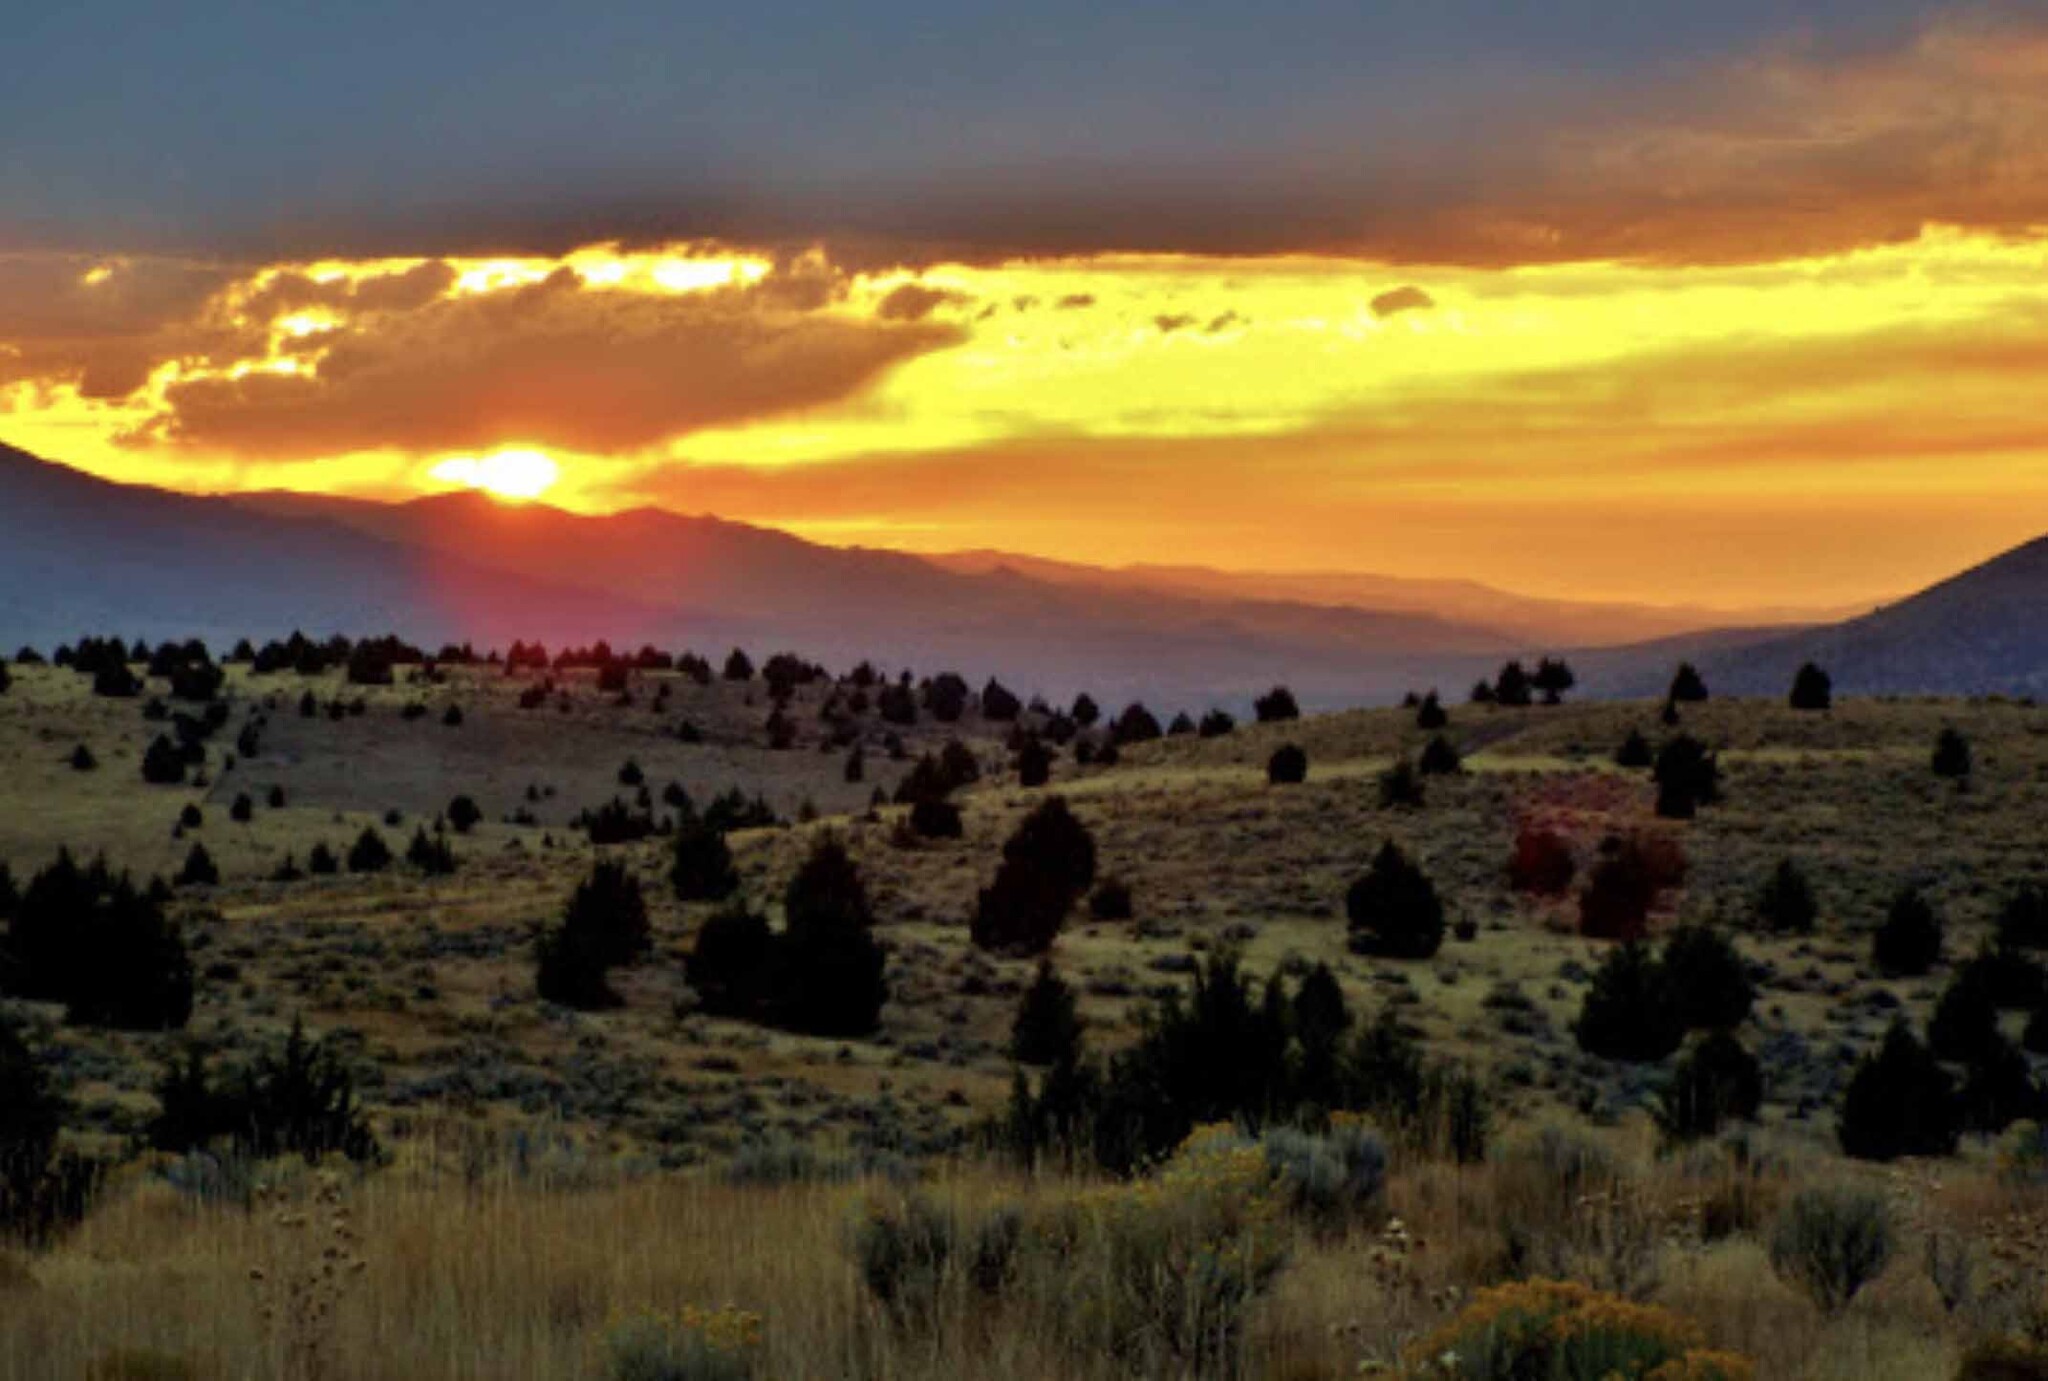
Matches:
[6,2,2048,608]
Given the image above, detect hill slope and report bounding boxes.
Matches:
[1612,534,2048,698]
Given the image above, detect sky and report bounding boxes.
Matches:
[5,0,2048,608]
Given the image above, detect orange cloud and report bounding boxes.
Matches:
[114,259,961,460]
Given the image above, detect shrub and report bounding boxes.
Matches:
[1575,943,1684,1063]
[685,906,773,1017]
[535,925,621,1010]
[670,819,740,901]
[175,844,219,888]
[1002,798,1096,899]
[1754,859,1818,935]
[1956,1339,2048,1381]
[1418,734,1462,776]
[1615,729,1654,769]
[778,837,888,1036]
[586,797,658,845]
[1012,960,1083,1066]
[141,735,186,785]
[1658,1032,1763,1142]
[5,853,193,1031]
[1070,692,1101,727]
[446,795,482,833]
[722,648,753,681]
[69,744,96,772]
[1416,690,1448,730]
[1346,841,1445,959]
[1933,727,1973,780]
[1579,839,1666,942]
[1839,1020,1960,1160]
[1266,743,1307,785]
[981,678,1021,722]
[1409,1278,1751,1380]
[850,1192,1020,1334]
[346,827,392,873]
[1508,825,1576,896]
[1999,883,2048,950]
[1378,756,1424,808]
[1252,1121,1387,1234]
[405,828,456,876]
[1198,709,1236,738]
[604,1306,762,1381]
[973,857,1074,956]
[1789,662,1833,711]
[306,843,338,876]
[1873,887,1943,977]
[1254,686,1299,722]
[1111,702,1162,745]
[228,792,253,824]
[1492,661,1532,707]
[1015,737,1052,788]
[1,1016,66,1237]
[1769,1188,1893,1313]
[1668,662,1709,703]
[1653,735,1720,819]
[908,798,963,840]
[1089,878,1133,921]
[148,1019,378,1164]
[564,860,651,969]
[1660,925,1753,1031]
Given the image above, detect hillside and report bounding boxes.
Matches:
[928,548,1848,648]
[1630,533,2048,699]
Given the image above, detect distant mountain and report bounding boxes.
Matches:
[14,442,2034,707]
[223,485,1531,705]
[0,443,719,652]
[0,445,1522,706]
[1648,534,2048,699]
[927,549,1852,649]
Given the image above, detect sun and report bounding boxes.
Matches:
[428,448,560,501]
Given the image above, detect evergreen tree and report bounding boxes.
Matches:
[1346,841,1445,959]
[1873,887,1943,977]
[1657,1031,1761,1141]
[1575,942,1683,1063]
[1012,960,1083,1066]
[1790,662,1833,711]
[1754,859,1819,935]
[1267,744,1308,785]
[1931,728,1972,781]
[670,817,740,902]
[1667,663,1709,703]
[1838,1021,1959,1161]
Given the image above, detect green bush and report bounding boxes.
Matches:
[604,1306,762,1381]
[1768,1187,1893,1313]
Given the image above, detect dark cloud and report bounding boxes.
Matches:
[123,262,962,459]
[1153,313,1197,333]
[1055,294,1095,309]
[1370,286,1434,318]
[0,254,245,399]
[876,282,966,322]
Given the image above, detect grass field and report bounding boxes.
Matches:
[5,656,2048,1378]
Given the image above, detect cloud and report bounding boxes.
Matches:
[875,282,967,322]
[1369,286,1434,318]
[122,260,963,459]
[0,254,245,399]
